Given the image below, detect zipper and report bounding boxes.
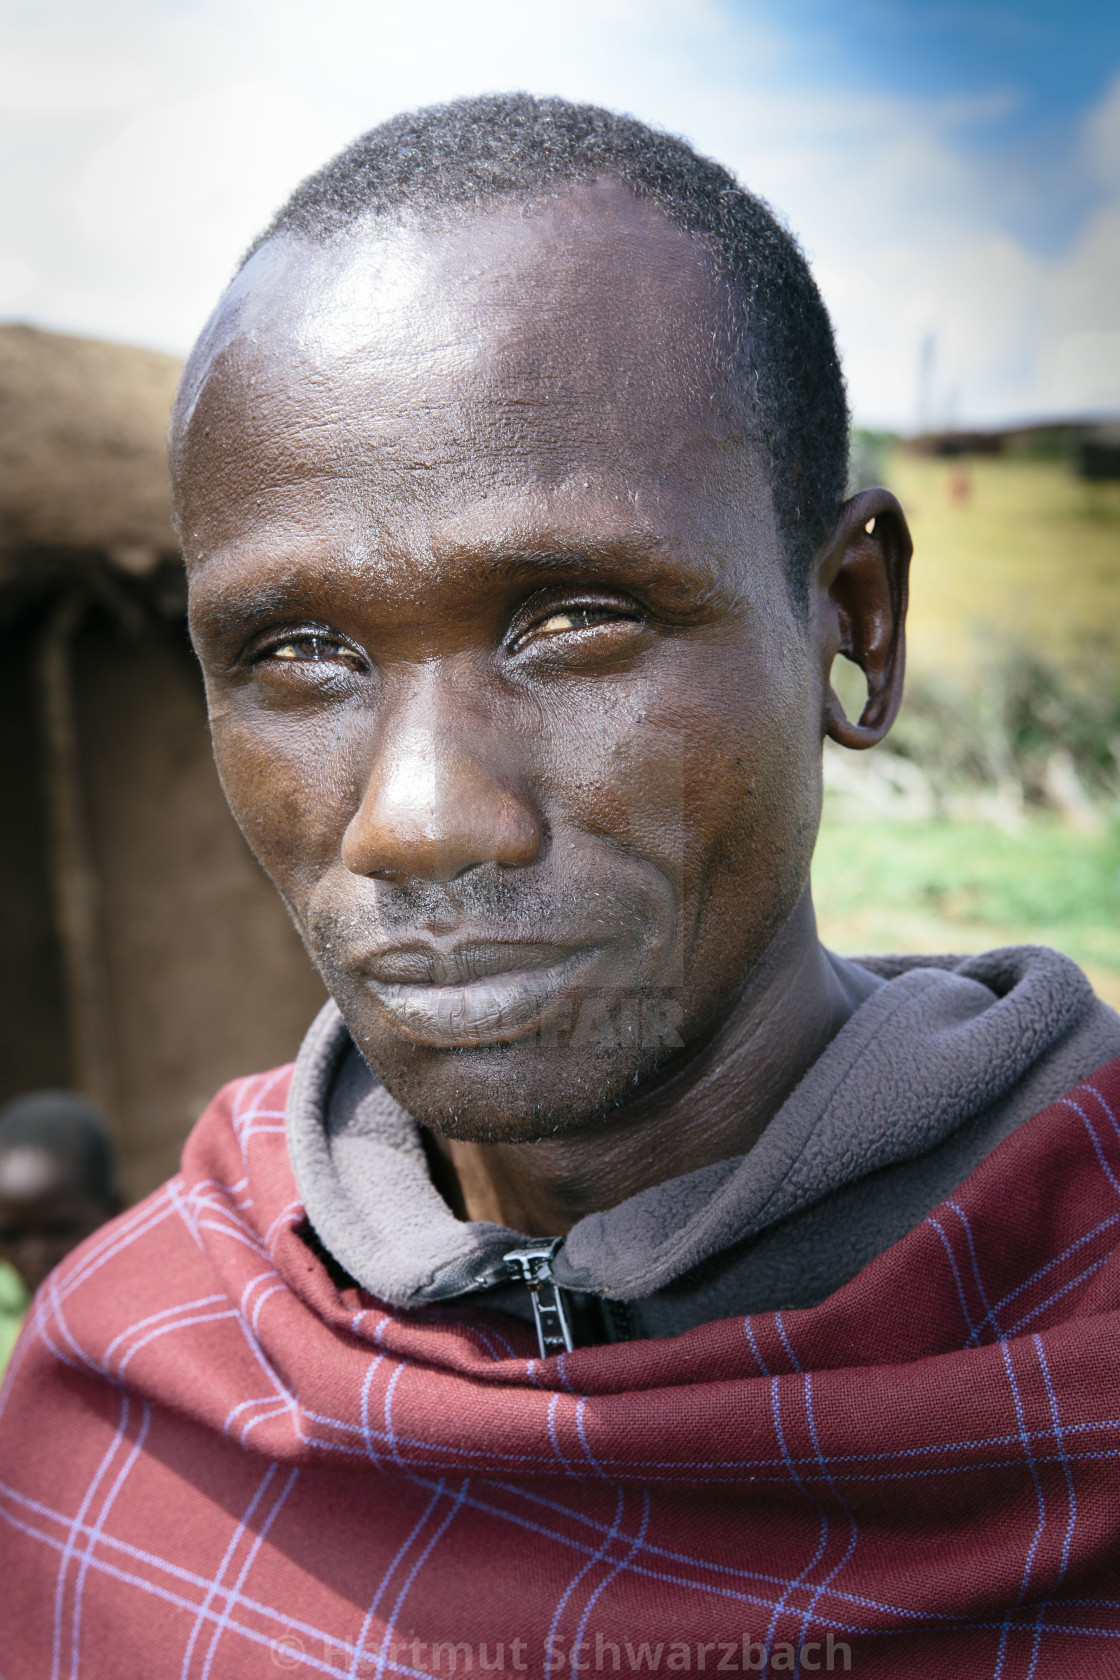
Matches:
[502,1240,575,1357]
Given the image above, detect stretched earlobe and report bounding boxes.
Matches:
[817,487,911,752]
[824,674,899,749]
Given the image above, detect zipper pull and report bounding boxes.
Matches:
[502,1240,575,1358]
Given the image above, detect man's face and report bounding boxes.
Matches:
[179,182,826,1142]
[0,1149,110,1294]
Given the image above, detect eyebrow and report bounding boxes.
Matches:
[189,526,723,639]
[436,535,710,601]
[429,524,668,567]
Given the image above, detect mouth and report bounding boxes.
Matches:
[359,941,600,1047]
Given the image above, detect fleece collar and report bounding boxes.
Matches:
[286,946,1120,1307]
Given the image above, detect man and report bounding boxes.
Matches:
[2,95,1119,1676]
[0,1091,119,1375]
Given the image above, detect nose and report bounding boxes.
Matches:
[341,712,544,884]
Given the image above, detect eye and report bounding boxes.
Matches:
[510,603,643,654]
[537,609,612,635]
[254,632,366,671]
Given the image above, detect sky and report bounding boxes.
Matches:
[2,0,1118,429]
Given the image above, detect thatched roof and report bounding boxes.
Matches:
[0,325,183,583]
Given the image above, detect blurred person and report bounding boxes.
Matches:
[2,96,1120,1674]
[0,1091,120,1374]
[947,464,972,504]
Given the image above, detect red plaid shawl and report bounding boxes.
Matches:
[2,1057,1120,1679]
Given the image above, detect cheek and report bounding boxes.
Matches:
[208,697,363,898]
[673,638,821,955]
[536,636,819,969]
[539,699,688,862]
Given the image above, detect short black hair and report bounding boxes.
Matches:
[0,1091,117,1202]
[244,92,849,610]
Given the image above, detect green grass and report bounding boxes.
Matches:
[813,816,1120,1008]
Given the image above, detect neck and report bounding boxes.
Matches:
[427,890,872,1237]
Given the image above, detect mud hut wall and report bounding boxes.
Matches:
[0,617,70,1095]
[74,611,328,1199]
[0,328,328,1197]
[0,600,327,1202]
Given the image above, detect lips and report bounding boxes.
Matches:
[365,941,577,987]
[360,941,600,1047]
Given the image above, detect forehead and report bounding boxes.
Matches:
[174,181,769,566]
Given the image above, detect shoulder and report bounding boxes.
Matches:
[0,1061,303,1438]
[180,1061,297,1196]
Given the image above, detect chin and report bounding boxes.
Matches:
[350,1026,685,1145]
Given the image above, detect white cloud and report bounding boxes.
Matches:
[0,0,1116,427]
[717,71,1120,426]
[1043,328,1120,411]
[0,256,35,311]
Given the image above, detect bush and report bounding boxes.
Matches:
[885,644,1120,815]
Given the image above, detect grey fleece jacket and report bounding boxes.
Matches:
[286,946,1120,1342]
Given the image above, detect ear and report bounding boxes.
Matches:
[815,486,912,750]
